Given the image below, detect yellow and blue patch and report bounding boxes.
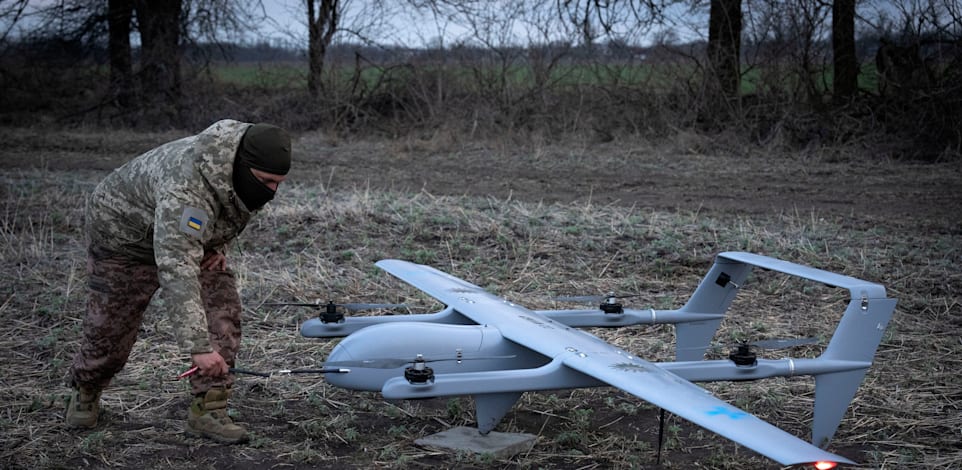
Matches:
[180,207,209,239]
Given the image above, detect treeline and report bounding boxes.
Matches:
[0,0,960,160]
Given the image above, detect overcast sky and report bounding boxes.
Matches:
[254,0,478,47]
[252,0,707,48]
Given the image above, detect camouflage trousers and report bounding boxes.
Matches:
[70,246,242,395]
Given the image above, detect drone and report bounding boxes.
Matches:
[284,251,895,468]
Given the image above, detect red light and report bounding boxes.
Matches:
[814,462,837,470]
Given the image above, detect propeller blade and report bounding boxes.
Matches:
[322,354,517,369]
[262,302,326,307]
[554,293,642,304]
[229,367,349,377]
[340,303,407,311]
[679,336,820,353]
[554,295,605,303]
[750,337,819,349]
[262,302,406,311]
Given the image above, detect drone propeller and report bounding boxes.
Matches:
[748,337,819,349]
[553,293,642,304]
[264,300,408,324]
[263,301,407,311]
[678,336,821,356]
[554,292,642,314]
[715,337,821,367]
[322,353,517,369]
[686,338,818,366]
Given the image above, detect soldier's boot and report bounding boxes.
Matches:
[186,387,248,444]
[66,386,102,428]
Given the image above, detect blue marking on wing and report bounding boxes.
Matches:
[706,406,748,420]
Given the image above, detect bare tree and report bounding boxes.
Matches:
[20,0,264,122]
[307,0,340,98]
[707,0,741,99]
[832,0,857,103]
[134,0,184,117]
[554,0,667,47]
[108,0,134,108]
[0,0,29,51]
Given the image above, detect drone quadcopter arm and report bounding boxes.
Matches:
[300,305,473,338]
[536,308,724,327]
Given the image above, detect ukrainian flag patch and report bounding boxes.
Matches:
[180,207,209,239]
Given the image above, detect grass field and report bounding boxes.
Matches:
[0,128,960,469]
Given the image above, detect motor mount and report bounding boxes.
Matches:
[320,300,345,324]
[729,343,757,367]
[600,293,625,314]
[404,355,435,384]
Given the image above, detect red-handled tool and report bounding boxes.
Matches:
[178,366,200,379]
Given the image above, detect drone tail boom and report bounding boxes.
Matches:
[712,252,897,448]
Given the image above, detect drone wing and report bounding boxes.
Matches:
[375,259,854,466]
[560,353,854,466]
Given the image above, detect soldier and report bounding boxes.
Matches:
[66,119,292,444]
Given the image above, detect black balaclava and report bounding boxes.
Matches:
[233,123,291,211]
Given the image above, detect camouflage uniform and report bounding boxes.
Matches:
[71,119,254,395]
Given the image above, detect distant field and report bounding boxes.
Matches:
[210,61,308,88]
[207,60,884,94]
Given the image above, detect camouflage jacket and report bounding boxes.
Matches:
[85,119,255,354]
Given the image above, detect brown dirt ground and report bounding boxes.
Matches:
[303,137,962,229]
[5,127,959,228]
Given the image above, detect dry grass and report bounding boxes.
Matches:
[0,140,960,469]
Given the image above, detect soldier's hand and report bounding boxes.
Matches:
[192,351,229,377]
[201,251,227,271]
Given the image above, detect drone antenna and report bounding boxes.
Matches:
[656,407,666,465]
